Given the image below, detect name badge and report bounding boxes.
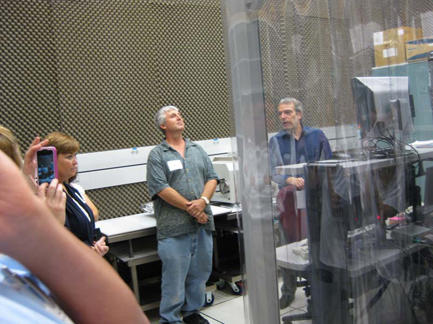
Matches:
[167,159,183,171]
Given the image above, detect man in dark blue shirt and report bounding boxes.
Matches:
[269,98,332,189]
[269,97,332,309]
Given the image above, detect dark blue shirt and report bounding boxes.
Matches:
[269,126,332,188]
[64,183,95,246]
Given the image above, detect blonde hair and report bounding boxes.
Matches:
[45,132,80,155]
[0,126,22,168]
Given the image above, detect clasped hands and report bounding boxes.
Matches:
[286,176,304,190]
[92,236,109,256]
[186,199,208,224]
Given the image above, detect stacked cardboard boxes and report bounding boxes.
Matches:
[406,38,433,62]
[373,27,423,67]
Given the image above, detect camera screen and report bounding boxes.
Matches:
[37,150,55,184]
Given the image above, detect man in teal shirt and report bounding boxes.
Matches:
[147,105,218,324]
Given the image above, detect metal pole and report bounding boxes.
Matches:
[222,1,280,323]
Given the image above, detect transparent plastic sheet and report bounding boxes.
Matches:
[223,0,433,323]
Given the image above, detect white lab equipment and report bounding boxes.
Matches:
[212,156,238,204]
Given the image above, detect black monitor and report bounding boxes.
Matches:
[351,76,414,152]
[351,77,419,223]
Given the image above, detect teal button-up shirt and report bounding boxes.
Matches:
[146,139,218,239]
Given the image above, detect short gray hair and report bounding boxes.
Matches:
[154,105,179,133]
[278,97,303,114]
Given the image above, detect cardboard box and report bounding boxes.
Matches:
[373,27,423,67]
[406,38,433,62]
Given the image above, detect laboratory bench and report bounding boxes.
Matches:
[96,204,243,310]
[209,203,244,295]
[275,145,433,323]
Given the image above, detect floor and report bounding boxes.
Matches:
[146,282,312,324]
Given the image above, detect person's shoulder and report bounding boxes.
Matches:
[186,139,205,152]
[268,134,278,147]
[149,142,167,155]
[304,126,325,136]
[147,146,163,165]
[270,130,286,141]
[185,138,198,146]
[151,141,166,150]
[303,126,317,132]
[70,183,85,196]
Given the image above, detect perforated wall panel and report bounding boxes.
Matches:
[258,0,433,133]
[1,0,59,153]
[51,0,230,152]
[4,0,432,220]
[1,0,231,219]
[259,1,337,132]
[86,182,150,221]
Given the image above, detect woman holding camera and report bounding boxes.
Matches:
[45,132,108,256]
[0,126,66,224]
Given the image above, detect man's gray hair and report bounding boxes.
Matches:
[278,97,303,114]
[155,105,179,133]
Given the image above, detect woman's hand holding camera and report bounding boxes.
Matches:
[37,178,66,225]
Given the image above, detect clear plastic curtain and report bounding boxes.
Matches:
[224,0,433,323]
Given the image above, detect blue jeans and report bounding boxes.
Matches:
[158,228,213,323]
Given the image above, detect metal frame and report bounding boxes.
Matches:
[222,1,280,323]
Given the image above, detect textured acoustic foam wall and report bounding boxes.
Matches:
[1,0,230,219]
[1,0,60,150]
[3,0,432,219]
[258,0,432,133]
[51,0,230,152]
